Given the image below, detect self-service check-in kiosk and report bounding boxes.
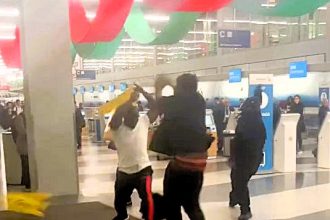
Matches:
[274,113,300,172]
[318,112,330,168]
[206,109,218,159]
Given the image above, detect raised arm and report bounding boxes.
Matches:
[134,84,158,123]
[110,91,139,130]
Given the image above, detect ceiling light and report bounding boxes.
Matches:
[144,15,169,22]
[261,3,276,7]
[0,35,16,40]
[119,46,154,49]
[318,7,327,10]
[179,40,210,44]
[196,19,217,22]
[0,8,19,17]
[188,31,217,35]
[122,39,134,42]
[0,24,16,30]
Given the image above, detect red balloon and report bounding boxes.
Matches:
[144,0,233,12]
[69,0,134,43]
[0,28,21,68]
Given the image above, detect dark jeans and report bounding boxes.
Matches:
[114,166,153,220]
[296,126,303,152]
[20,155,31,189]
[215,123,224,151]
[230,139,264,214]
[76,128,82,149]
[164,161,205,220]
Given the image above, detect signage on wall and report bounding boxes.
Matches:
[76,70,96,80]
[109,84,115,92]
[73,87,78,95]
[319,87,329,104]
[98,85,104,93]
[120,83,128,91]
[249,74,274,172]
[80,86,86,94]
[89,86,94,93]
[289,61,308,78]
[218,29,251,48]
[229,69,242,83]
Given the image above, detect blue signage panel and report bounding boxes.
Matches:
[109,84,115,92]
[319,87,330,104]
[76,70,96,80]
[98,85,104,93]
[289,61,308,78]
[229,69,242,83]
[218,29,251,48]
[120,83,128,91]
[73,87,78,95]
[249,84,274,172]
[80,86,86,94]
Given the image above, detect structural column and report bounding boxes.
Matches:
[20,0,79,195]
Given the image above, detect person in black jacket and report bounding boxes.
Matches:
[319,99,329,127]
[156,74,208,220]
[75,102,85,150]
[229,86,266,220]
[289,95,305,155]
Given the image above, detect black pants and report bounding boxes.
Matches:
[296,126,303,152]
[114,166,153,220]
[215,122,224,151]
[76,128,82,149]
[163,161,205,220]
[20,155,31,189]
[230,139,264,214]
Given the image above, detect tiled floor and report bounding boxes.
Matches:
[78,139,330,220]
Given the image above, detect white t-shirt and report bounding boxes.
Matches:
[111,115,151,174]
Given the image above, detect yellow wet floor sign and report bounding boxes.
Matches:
[6,193,51,217]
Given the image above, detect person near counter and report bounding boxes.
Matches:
[75,102,85,150]
[289,95,305,155]
[12,109,31,191]
[229,86,266,220]
[212,97,230,154]
[110,84,158,220]
[313,99,330,157]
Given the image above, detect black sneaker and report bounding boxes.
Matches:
[238,212,252,220]
[229,201,238,208]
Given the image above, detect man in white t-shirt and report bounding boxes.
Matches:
[110,84,158,220]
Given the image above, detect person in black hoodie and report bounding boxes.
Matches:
[289,95,305,155]
[155,74,209,220]
[229,86,266,220]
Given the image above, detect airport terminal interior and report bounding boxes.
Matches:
[2,0,330,220]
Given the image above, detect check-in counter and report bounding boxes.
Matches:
[318,113,330,168]
[2,132,21,184]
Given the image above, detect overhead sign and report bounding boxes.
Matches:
[218,29,251,48]
[72,87,78,95]
[98,85,104,93]
[229,69,242,83]
[120,83,127,91]
[88,86,94,93]
[80,86,86,94]
[319,87,329,104]
[289,61,308,78]
[109,84,115,92]
[76,70,96,80]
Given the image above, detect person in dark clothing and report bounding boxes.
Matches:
[212,97,226,153]
[313,99,329,157]
[75,103,85,150]
[229,86,266,220]
[156,74,208,220]
[289,95,305,154]
[273,100,281,132]
[137,101,144,112]
[13,110,31,190]
[319,99,329,126]
[286,96,293,113]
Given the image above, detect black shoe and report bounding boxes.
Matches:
[238,212,252,220]
[126,200,132,207]
[229,201,238,208]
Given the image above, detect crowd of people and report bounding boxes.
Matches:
[0,99,30,191]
